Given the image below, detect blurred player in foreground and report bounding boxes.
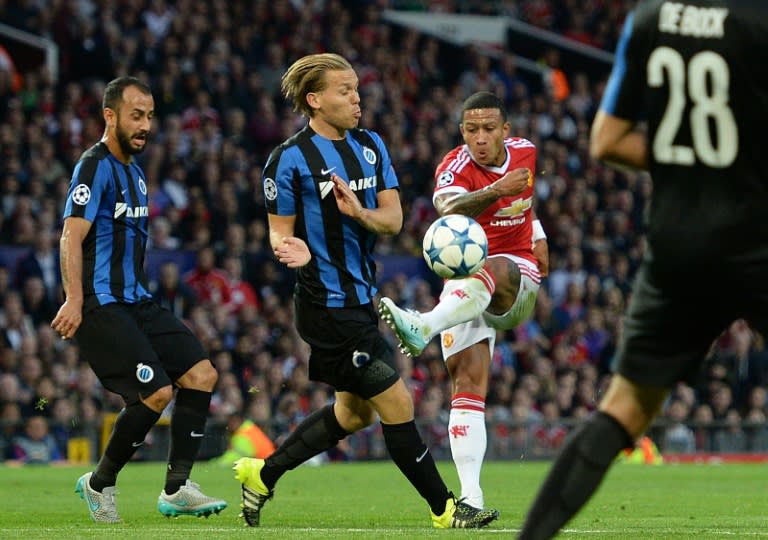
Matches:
[518,2,768,538]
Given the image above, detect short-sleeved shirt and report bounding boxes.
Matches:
[263,125,399,308]
[64,142,151,313]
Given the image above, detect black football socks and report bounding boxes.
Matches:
[518,411,633,540]
[90,402,161,492]
[261,404,348,489]
[165,389,212,495]
[382,420,451,516]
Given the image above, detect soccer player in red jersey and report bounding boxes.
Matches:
[380,91,549,512]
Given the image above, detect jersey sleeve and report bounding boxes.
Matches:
[599,10,644,121]
[263,146,297,216]
[63,158,110,222]
[370,131,399,191]
[432,152,472,207]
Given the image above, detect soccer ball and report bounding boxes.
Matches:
[422,214,488,279]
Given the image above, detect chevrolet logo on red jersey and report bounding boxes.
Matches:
[494,196,532,217]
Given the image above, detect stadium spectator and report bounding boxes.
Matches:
[148,215,180,249]
[184,246,232,308]
[150,261,198,320]
[11,415,64,464]
[21,276,57,327]
[49,396,77,459]
[1,291,36,351]
[713,409,747,453]
[14,228,60,300]
[660,399,695,454]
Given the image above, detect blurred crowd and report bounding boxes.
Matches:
[1,0,768,465]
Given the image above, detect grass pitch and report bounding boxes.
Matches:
[1,460,766,539]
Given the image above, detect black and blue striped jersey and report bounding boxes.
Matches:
[263,125,399,308]
[63,142,151,313]
[601,0,768,264]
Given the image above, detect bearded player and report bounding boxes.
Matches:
[379,91,549,512]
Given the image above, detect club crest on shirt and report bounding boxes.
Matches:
[72,184,91,205]
[443,332,454,348]
[362,146,377,165]
[136,363,154,383]
[437,171,454,187]
[138,177,147,195]
[263,178,277,200]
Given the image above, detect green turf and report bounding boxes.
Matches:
[0,460,766,538]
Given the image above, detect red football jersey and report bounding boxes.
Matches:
[433,137,537,264]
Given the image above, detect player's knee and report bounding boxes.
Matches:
[334,400,377,432]
[143,385,174,411]
[347,409,378,431]
[485,258,520,312]
[376,384,415,424]
[599,375,667,438]
[358,407,378,427]
[179,359,218,391]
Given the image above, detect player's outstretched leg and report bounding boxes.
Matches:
[157,480,228,518]
[233,458,274,527]
[378,297,430,357]
[379,274,493,357]
[431,494,500,529]
[75,472,121,523]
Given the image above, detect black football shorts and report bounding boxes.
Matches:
[294,294,400,399]
[615,261,735,387]
[75,301,208,405]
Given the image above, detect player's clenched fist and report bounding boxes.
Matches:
[489,167,531,197]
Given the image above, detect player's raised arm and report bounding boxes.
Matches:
[332,173,402,234]
[434,168,530,218]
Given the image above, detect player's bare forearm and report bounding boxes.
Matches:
[356,204,402,235]
[533,239,549,277]
[435,189,499,218]
[53,219,89,338]
[59,227,84,302]
[590,111,648,171]
[267,214,312,268]
[269,229,286,252]
[354,187,402,235]
[436,168,530,217]
[332,177,402,235]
